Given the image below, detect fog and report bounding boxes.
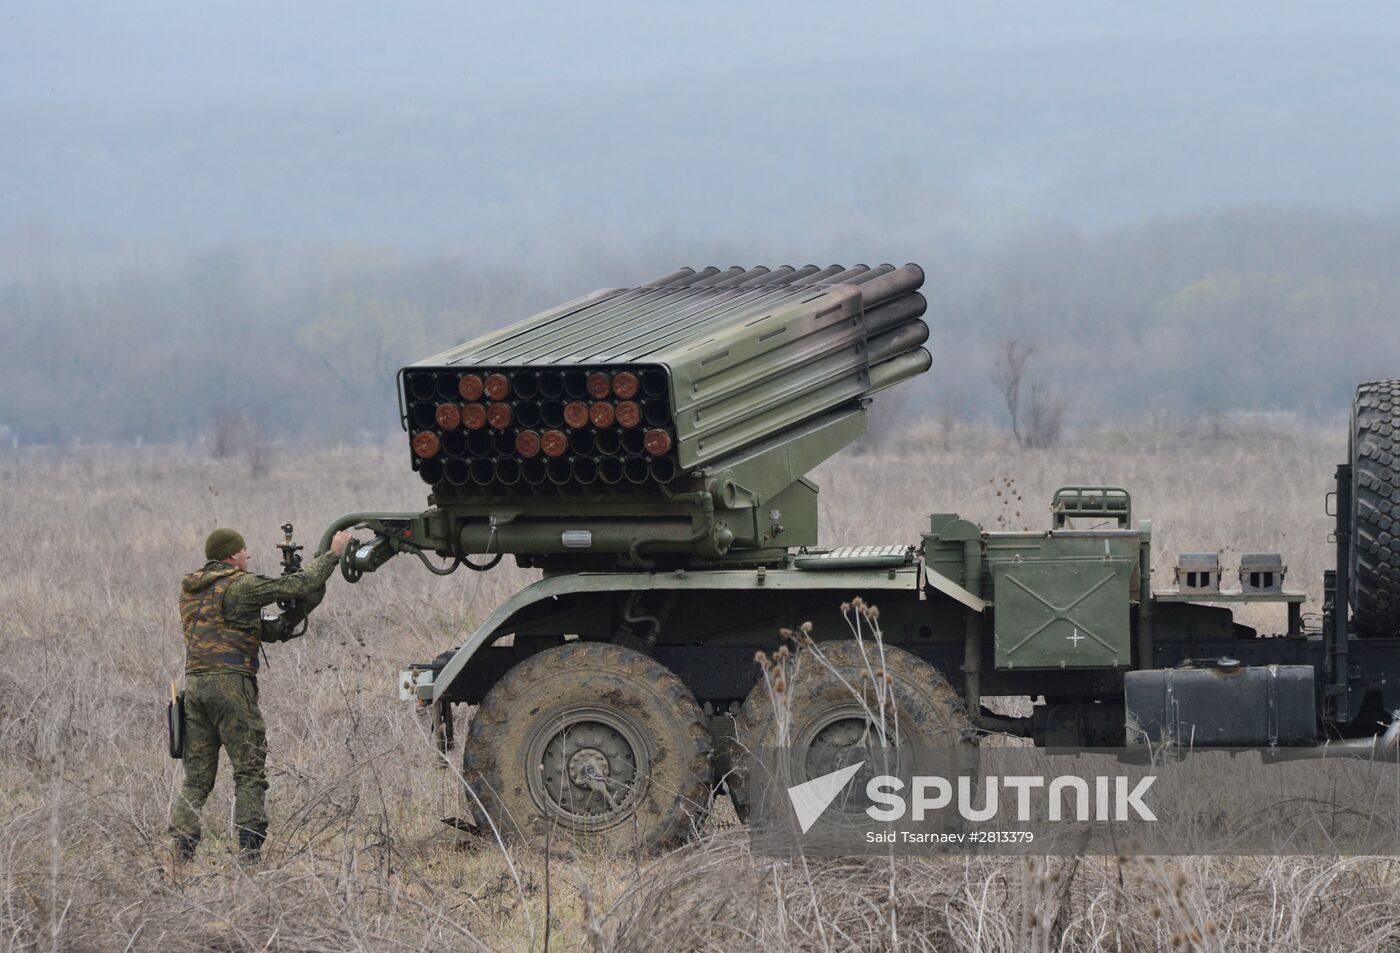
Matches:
[4,2,1400,443]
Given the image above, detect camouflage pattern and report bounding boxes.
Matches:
[167,671,269,842]
[179,551,338,674]
[169,549,339,847]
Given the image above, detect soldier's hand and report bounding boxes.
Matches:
[330,529,353,557]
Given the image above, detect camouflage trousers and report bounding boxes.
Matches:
[168,672,268,842]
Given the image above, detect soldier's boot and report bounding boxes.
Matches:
[237,825,266,864]
[173,835,198,864]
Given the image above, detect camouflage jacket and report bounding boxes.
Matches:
[180,551,339,674]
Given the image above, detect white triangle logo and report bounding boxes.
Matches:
[786,761,866,834]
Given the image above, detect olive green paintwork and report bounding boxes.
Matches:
[418,560,925,704]
[407,264,930,471]
[991,555,1135,669]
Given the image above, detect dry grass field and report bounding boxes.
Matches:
[5,417,1399,952]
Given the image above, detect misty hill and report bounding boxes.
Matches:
[4,4,1400,444]
[3,205,1397,445]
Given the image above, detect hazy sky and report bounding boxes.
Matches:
[5,2,1400,252]
[4,3,1400,436]
[7,3,1398,98]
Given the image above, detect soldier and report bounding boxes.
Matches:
[169,525,353,864]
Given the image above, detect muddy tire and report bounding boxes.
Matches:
[462,641,712,852]
[1352,380,1400,636]
[727,640,973,824]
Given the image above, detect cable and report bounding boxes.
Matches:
[451,521,503,571]
[410,546,464,576]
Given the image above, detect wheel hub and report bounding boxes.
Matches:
[806,715,879,779]
[567,746,612,788]
[532,713,647,827]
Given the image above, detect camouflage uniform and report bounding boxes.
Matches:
[168,551,339,848]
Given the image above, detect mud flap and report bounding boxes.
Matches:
[167,682,185,759]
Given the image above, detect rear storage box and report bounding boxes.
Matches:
[989,531,1140,670]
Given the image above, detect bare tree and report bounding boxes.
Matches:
[994,337,1065,449]
[994,337,1037,447]
[937,391,962,452]
[1025,380,1067,449]
[209,413,271,478]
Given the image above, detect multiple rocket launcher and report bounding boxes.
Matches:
[399,262,931,498]
[403,364,678,489]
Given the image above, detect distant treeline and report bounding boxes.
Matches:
[3,206,1397,445]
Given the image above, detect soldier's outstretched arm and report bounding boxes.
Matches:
[227,551,340,611]
[223,528,352,616]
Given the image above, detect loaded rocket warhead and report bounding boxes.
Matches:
[590,401,615,428]
[484,373,511,401]
[643,429,672,456]
[461,403,487,430]
[404,262,931,497]
[615,401,641,429]
[435,404,462,430]
[586,372,611,399]
[563,401,590,429]
[458,374,484,400]
[540,430,568,458]
[611,371,639,399]
[486,402,513,430]
[515,430,542,458]
[411,432,440,459]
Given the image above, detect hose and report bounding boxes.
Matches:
[622,591,663,645]
[628,491,714,569]
[340,534,461,582]
[410,546,463,576]
[316,511,421,556]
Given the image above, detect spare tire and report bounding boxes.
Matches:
[1351,380,1400,636]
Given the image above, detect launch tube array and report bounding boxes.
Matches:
[400,263,930,496]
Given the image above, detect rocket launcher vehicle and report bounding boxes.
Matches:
[390,263,930,569]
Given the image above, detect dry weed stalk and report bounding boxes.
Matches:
[1,433,1394,952]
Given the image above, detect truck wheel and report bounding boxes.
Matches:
[462,641,712,852]
[1352,380,1400,636]
[728,640,972,823]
